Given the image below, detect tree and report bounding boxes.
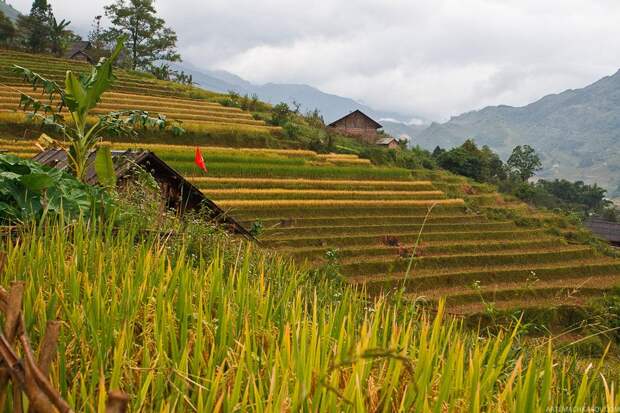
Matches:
[507,145,542,181]
[13,38,183,182]
[436,139,506,183]
[104,0,181,71]
[271,103,291,126]
[49,16,71,56]
[0,11,16,45]
[431,146,445,158]
[88,15,107,49]
[17,0,51,53]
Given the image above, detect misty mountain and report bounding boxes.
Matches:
[417,70,620,198]
[0,0,21,21]
[174,63,426,128]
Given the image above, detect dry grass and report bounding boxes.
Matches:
[204,188,444,196]
[219,199,461,207]
[188,177,432,186]
[107,142,317,157]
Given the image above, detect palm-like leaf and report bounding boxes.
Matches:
[64,39,126,125]
[12,36,183,182]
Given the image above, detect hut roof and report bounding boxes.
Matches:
[376,137,399,145]
[33,149,254,240]
[585,217,620,244]
[64,41,94,63]
[328,110,383,129]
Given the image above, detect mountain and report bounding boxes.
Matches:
[0,0,21,21]
[175,63,426,127]
[417,70,620,198]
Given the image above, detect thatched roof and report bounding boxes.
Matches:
[64,41,95,63]
[33,149,254,240]
[376,137,399,145]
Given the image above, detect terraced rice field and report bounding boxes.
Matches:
[2,143,619,316]
[0,49,278,134]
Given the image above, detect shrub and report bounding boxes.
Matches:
[435,139,506,183]
[358,145,436,170]
[270,102,291,126]
[0,154,112,223]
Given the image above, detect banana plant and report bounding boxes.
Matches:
[12,37,183,183]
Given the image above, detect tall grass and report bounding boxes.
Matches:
[1,220,618,411]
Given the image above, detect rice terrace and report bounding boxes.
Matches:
[0,0,619,411]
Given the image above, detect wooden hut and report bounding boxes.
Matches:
[376,137,400,149]
[64,41,95,64]
[585,217,620,247]
[328,110,383,143]
[33,149,254,239]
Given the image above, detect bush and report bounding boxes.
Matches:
[358,146,436,170]
[434,139,505,183]
[0,154,113,223]
[271,102,291,126]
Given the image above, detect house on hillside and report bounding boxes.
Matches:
[585,217,620,247]
[376,137,400,149]
[64,41,95,64]
[328,110,383,143]
[33,149,254,240]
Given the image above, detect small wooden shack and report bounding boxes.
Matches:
[64,41,95,64]
[33,149,254,239]
[328,110,383,143]
[376,137,400,149]
[585,217,620,247]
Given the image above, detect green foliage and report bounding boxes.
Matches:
[359,145,436,170]
[12,38,182,181]
[14,0,75,55]
[48,15,71,56]
[434,139,506,183]
[16,0,50,53]
[1,219,619,410]
[248,219,264,238]
[305,108,325,128]
[539,179,611,213]
[591,288,620,343]
[507,144,542,181]
[270,102,291,126]
[0,10,15,44]
[104,0,181,71]
[438,140,612,217]
[94,145,117,188]
[87,15,106,49]
[505,178,612,216]
[0,154,111,223]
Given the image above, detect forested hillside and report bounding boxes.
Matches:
[417,69,620,200]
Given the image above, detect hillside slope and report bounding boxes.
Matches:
[4,138,619,315]
[417,70,620,199]
[0,49,282,138]
[1,49,618,316]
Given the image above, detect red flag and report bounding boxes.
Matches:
[194,147,207,172]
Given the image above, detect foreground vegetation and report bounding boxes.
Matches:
[0,219,618,411]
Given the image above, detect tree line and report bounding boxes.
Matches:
[432,139,616,220]
[0,0,187,82]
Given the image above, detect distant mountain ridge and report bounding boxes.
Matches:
[417,70,620,198]
[0,0,21,21]
[175,63,426,130]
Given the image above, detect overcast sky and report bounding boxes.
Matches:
[11,0,620,121]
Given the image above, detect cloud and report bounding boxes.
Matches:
[14,0,620,120]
